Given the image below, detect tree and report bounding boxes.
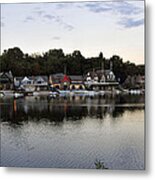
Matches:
[0,47,145,83]
[45,49,65,75]
[0,47,24,75]
[71,50,85,75]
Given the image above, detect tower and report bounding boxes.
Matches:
[110,60,113,71]
[101,60,104,74]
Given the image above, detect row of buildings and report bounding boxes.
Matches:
[0,69,144,92]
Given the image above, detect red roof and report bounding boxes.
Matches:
[61,75,71,83]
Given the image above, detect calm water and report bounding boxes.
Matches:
[0,94,145,170]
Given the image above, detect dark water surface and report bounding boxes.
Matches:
[0,94,145,169]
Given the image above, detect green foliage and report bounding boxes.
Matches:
[94,159,108,169]
[0,47,145,83]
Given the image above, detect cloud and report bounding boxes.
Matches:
[43,13,74,31]
[56,2,73,9]
[83,1,144,29]
[34,6,41,10]
[84,3,112,13]
[84,1,143,15]
[53,16,63,23]
[112,1,143,15]
[52,36,61,40]
[34,10,45,16]
[21,2,143,30]
[23,16,34,23]
[63,23,74,31]
[118,18,144,28]
[43,14,55,20]
[32,6,74,31]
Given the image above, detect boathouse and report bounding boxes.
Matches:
[0,71,13,90]
[69,75,85,90]
[14,76,48,91]
[84,68,119,91]
[33,76,48,91]
[49,73,64,89]
[49,73,71,90]
[61,74,71,90]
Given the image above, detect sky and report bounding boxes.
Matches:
[0,0,145,64]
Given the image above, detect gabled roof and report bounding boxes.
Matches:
[96,69,112,76]
[69,75,83,81]
[61,75,71,83]
[0,71,13,78]
[51,73,64,78]
[21,76,31,83]
[0,71,13,82]
[14,76,23,81]
[15,76,48,82]
[34,76,48,82]
[50,73,64,84]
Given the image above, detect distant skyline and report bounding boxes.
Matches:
[1,0,144,64]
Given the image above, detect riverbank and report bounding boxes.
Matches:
[0,88,145,99]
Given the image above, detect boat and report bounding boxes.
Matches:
[0,92,5,98]
[14,92,24,98]
[24,86,35,93]
[0,90,14,97]
[129,89,143,95]
[49,91,60,98]
[33,91,39,96]
[71,90,88,95]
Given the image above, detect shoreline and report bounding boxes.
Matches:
[0,89,145,98]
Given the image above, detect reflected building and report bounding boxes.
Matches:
[0,94,145,126]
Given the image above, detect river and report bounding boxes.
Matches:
[0,94,145,170]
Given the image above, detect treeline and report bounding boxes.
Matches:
[0,47,144,84]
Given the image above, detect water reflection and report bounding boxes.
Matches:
[0,95,145,169]
[0,94,144,125]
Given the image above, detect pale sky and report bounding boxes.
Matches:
[1,0,144,64]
